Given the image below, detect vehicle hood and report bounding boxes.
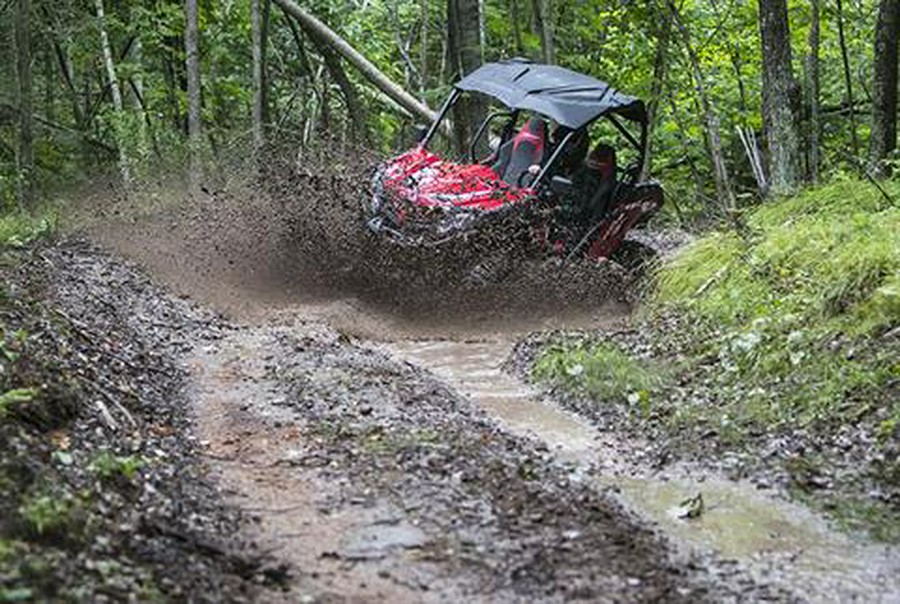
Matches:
[380,147,532,211]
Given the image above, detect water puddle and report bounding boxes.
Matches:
[388,338,900,603]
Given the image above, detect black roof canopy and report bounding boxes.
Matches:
[454,59,646,130]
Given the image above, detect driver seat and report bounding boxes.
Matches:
[497,118,546,186]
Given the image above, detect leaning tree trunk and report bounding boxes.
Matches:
[185,0,202,189]
[15,0,33,209]
[805,0,821,183]
[95,0,131,187]
[531,0,555,64]
[868,0,900,177]
[447,0,486,153]
[273,0,439,129]
[758,0,802,196]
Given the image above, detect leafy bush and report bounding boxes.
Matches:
[0,213,56,249]
[89,452,145,482]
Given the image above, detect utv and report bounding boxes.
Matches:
[363,59,663,266]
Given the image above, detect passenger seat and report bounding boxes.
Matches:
[498,119,546,186]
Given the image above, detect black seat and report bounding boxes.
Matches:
[498,119,546,186]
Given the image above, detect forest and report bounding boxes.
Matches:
[1,0,898,214]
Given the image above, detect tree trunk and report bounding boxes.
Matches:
[251,0,270,150]
[640,6,671,181]
[95,0,131,187]
[273,0,438,128]
[509,0,523,55]
[185,0,202,188]
[668,0,737,220]
[530,0,554,64]
[836,0,859,158]
[420,0,428,100]
[447,0,485,153]
[805,0,821,183]
[758,0,802,196]
[15,0,33,208]
[296,16,371,143]
[868,0,900,177]
[131,16,150,153]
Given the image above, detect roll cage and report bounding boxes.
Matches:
[420,59,649,190]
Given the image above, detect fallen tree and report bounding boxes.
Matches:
[273,0,445,132]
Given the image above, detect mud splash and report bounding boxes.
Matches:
[387,338,900,603]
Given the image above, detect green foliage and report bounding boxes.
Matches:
[0,213,55,249]
[89,452,145,482]
[18,493,75,537]
[0,389,38,418]
[533,340,668,415]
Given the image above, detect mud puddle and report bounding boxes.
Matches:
[387,338,900,603]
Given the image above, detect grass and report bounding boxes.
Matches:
[533,340,668,417]
[532,177,900,539]
[0,212,56,249]
[646,177,899,435]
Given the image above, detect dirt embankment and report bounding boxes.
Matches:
[0,239,286,601]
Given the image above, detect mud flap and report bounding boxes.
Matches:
[585,184,663,261]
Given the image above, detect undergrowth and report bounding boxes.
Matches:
[0,212,56,249]
[647,177,899,436]
[534,341,668,418]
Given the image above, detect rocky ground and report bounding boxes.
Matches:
[1,237,796,601]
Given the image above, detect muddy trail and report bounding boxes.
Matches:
[61,150,898,601]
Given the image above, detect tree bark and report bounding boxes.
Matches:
[251,0,269,150]
[15,0,33,208]
[509,0,523,55]
[95,0,131,187]
[667,0,737,220]
[447,0,485,152]
[295,15,371,143]
[868,0,900,177]
[185,0,202,188]
[836,0,859,158]
[530,0,554,64]
[273,0,438,129]
[758,0,802,196]
[640,5,671,181]
[805,0,821,182]
[420,0,428,100]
